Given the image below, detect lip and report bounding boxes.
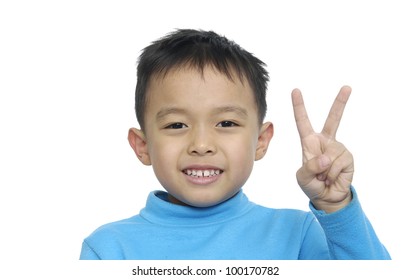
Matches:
[181,165,224,186]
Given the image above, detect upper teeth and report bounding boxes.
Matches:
[184,169,221,177]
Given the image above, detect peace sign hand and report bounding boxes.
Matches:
[292,86,354,213]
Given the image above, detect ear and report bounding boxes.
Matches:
[128,128,152,166]
[255,122,274,161]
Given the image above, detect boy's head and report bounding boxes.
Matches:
[135,29,269,131]
[129,29,273,207]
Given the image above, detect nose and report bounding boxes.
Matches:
[188,126,216,156]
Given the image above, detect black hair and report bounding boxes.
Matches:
[135,29,269,131]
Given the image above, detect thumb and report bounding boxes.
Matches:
[296,155,331,186]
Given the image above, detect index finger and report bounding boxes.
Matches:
[292,88,314,139]
[321,85,352,138]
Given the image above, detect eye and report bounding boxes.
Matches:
[217,121,238,128]
[165,122,187,129]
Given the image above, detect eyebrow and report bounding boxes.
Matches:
[156,105,248,122]
[212,106,248,119]
[156,107,188,122]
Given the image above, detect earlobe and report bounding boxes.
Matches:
[255,122,274,161]
[128,128,151,166]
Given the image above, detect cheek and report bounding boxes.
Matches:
[224,136,257,167]
[148,138,182,171]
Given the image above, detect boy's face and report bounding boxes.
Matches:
[129,66,273,207]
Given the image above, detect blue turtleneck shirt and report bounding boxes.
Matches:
[80,187,390,259]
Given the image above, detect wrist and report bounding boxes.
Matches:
[311,191,353,214]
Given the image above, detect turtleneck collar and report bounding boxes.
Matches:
[139,190,254,227]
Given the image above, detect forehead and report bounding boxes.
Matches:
[145,65,256,106]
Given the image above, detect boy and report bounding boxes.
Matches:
[80,29,390,259]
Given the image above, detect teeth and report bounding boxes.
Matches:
[184,169,222,177]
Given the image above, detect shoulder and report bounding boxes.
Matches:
[81,215,147,260]
[84,214,146,242]
[252,202,312,217]
[249,202,318,228]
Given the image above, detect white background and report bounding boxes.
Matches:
[1,0,408,277]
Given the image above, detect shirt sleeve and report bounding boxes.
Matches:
[79,240,101,260]
[309,186,391,260]
[298,214,331,260]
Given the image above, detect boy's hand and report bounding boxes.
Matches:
[291,86,354,213]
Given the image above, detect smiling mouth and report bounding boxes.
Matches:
[183,169,223,178]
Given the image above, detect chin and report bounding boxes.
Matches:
[182,193,233,208]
